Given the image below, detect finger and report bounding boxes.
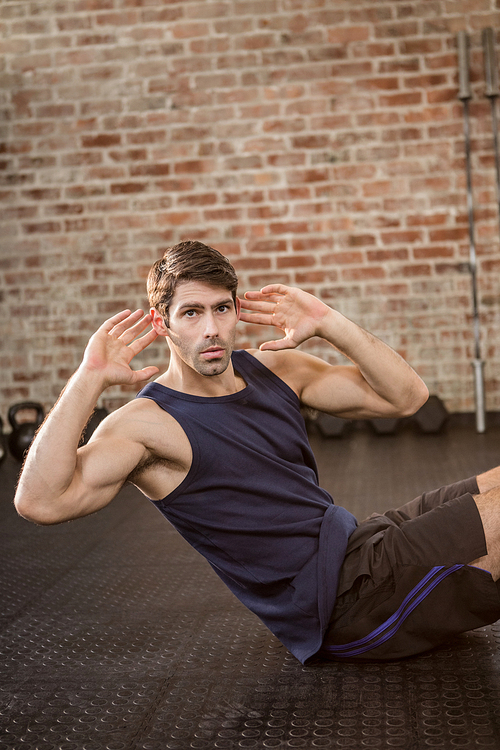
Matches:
[244,290,283,303]
[109,310,144,339]
[100,310,133,334]
[118,313,154,345]
[128,328,159,355]
[239,311,276,327]
[239,297,276,312]
[259,283,292,296]
[129,365,160,384]
[259,337,297,352]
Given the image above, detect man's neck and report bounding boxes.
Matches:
[158,356,247,397]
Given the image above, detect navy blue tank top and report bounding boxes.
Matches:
[136,350,357,663]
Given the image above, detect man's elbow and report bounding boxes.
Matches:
[14,491,64,526]
[399,381,429,418]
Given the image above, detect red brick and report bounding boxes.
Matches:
[156,178,195,192]
[0,206,38,220]
[291,135,330,149]
[247,273,292,288]
[362,180,395,197]
[62,152,103,167]
[178,193,218,206]
[171,22,210,39]
[295,270,339,284]
[394,264,432,277]
[247,239,287,254]
[341,266,386,281]
[267,154,306,167]
[367,249,409,261]
[380,230,422,245]
[23,221,61,234]
[429,227,470,242]
[174,159,216,174]
[244,137,286,152]
[409,176,452,193]
[322,251,363,265]
[406,213,448,227]
[45,203,84,216]
[277,254,316,269]
[64,218,105,232]
[287,168,329,184]
[400,38,443,55]
[233,256,271,271]
[110,182,148,194]
[414,246,455,259]
[328,26,370,44]
[129,164,171,177]
[357,76,400,91]
[82,133,121,148]
[348,234,376,247]
[204,208,243,221]
[378,57,419,73]
[224,155,263,170]
[156,211,201,226]
[379,92,423,107]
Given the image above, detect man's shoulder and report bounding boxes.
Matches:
[100,394,180,436]
[241,348,326,396]
[244,347,323,372]
[240,349,315,395]
[98,393,191,462]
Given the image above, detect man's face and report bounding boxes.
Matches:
[165,281,240,377]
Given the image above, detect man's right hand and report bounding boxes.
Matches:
[82,309,159,389]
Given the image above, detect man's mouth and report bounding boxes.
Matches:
[200,347,225,360]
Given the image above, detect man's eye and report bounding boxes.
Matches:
[218,305,229,313]
[185,310,197,317]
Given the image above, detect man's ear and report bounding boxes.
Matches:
[150,308,169,337]
[235,296,241,321]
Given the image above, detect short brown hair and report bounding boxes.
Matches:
[147,240,238,325]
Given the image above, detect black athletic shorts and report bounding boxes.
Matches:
[319,476,500,661]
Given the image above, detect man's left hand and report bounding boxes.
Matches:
[239,284,331,351]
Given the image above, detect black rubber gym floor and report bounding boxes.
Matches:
[2,424,500,749]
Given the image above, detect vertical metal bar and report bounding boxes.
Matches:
[457,31,486,432]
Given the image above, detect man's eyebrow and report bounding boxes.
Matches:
[177,298,234,311]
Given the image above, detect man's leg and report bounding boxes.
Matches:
[470,466,500,580]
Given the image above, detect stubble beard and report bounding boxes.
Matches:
[170,333,235,378]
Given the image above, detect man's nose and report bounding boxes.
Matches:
[203,312,219,337]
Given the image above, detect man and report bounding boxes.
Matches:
[14,240,500,664]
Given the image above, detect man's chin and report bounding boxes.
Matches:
[196,357,230,377]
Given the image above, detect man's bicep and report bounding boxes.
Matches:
[58,435,146,522]
[298,358,394,418]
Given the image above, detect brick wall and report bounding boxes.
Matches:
[1,0,500,423]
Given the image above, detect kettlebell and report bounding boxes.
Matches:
[82,407,108,445]
[8,402,45,462]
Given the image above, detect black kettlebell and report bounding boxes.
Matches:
[81,407,108,445]
[8,402,45,462]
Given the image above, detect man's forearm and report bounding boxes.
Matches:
[316,307,428,415]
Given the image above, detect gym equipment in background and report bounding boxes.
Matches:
[314,412,350,438]
[312,395,449,438]
[81,407,109,445]
[8,402,45,462]
[457,30,486,433]
[368,418,400,435]
[413,395,449,434]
